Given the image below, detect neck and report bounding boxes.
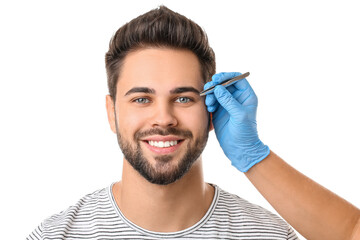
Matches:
[112,157,215,232]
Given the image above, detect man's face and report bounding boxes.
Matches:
[106,48,210,185]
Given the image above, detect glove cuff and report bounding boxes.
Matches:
[232,141,270,172]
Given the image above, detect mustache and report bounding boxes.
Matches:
[134,127,193,140]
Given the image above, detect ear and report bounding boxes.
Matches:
[106,95,117,133]
[208,113,214,132]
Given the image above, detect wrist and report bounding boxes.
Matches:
[232,140,270,172]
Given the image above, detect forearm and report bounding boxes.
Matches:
[245,150,360,240]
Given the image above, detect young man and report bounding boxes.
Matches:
[27,6,298,239]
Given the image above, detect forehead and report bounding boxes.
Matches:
[117,48,204,94]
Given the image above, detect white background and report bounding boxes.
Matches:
[1,1,359,239]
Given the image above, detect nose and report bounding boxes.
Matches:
[151,101,178,128]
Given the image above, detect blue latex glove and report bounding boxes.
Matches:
[204,72,270,172]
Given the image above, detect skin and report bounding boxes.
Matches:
[245,151,360,240]
[352,221,360,240]
[105,48,214,232]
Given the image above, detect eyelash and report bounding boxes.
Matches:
[175,97,192,103]
[132,97,193,104]
[133,98,150,104]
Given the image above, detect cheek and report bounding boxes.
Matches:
[116,106,147,136]
[178,104,209,130]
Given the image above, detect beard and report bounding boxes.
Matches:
[115,123,209,185]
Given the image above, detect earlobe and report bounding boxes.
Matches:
[208,113,214,132]
[105,95,117,133]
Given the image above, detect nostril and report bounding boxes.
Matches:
[151,113,178,127]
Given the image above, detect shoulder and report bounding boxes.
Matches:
[207,185,298,239]
[44,187,110,224]
[216,187,284,222]
[27,186,116,239]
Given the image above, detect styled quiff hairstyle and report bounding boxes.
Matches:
[105,6,216,99]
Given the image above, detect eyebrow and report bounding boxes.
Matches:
[124,86,200,96]
[124,87,155,96]
[170,87,200,94]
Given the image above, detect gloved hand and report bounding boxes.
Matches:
[204,72,270,172]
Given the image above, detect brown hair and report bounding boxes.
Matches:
[105,5,216,99]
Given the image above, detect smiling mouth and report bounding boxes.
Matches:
[141,138,185,154]
[146,140,184,148]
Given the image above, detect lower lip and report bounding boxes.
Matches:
[143,140,184,154]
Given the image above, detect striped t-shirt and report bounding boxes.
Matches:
[27,183,298,239]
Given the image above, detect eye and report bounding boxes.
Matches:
[133,98,150,104]
[175,97,192,103]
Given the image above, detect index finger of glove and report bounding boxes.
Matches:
[212,72,241,84]
[203,81,217,91]
[204,72,242,107]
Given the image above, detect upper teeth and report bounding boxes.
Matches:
[148,140,178,148]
